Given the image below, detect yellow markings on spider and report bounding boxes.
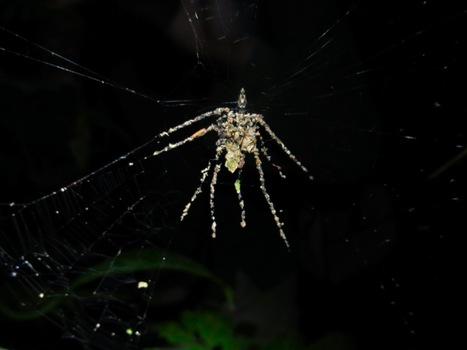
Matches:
[151,88,312,249]
[190,128,207,138]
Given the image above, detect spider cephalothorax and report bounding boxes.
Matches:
[153,88,312,249]
[215,90,258,173]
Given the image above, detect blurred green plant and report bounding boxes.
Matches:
[149,310,247,350]
[0,249,233,320]
[148,310,355,350]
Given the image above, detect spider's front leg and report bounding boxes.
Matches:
[152,124,215,157]
[158,107,229,138]
[180,161,212,222]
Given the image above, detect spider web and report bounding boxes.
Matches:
[0,0,465,349]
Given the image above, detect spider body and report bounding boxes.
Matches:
[152,88,312,249]
[216,108,258,173]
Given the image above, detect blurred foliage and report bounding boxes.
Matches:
[150,310,247,350]
[0,249,233,320]
[148,310,356,350]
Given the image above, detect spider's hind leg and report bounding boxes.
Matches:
[253,150,290,250]
[258,132,286,179]
[257,117,313,180]
[210,161,222,238]
[206,145,224,238]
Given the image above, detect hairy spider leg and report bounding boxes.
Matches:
[152,124,216,156]
[210,153,223,238]
[256,116,313,180]
[257,132,286,179]
[253,150,290,250]
[157,107,229,139]
[180,161,213,221]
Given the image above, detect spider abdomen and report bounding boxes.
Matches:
[219,112,258,173]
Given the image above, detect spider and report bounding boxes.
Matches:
[152,88,312,249]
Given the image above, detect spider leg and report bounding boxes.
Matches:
[258,133,286,179]
[153,124,215,156]
[210,150,223,238]
[157,107,229,138]
[256,116,313,180]
[234,169,246,228]
[180,161,212,222]
[253,150,290,250]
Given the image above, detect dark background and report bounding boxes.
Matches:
[0,0,465,349]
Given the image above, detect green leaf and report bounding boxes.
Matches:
[156,321,195,345]
[153,310,246,350]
